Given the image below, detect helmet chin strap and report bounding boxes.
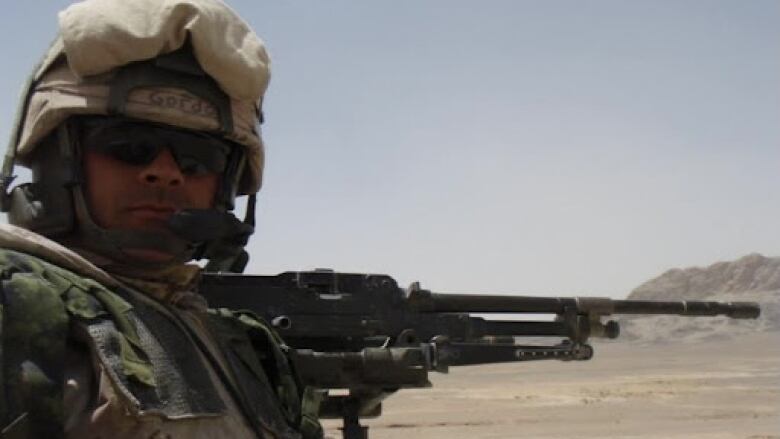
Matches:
[71,188,197,268]
[70,186,255,271]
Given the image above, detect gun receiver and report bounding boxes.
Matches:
[199,270,760,439]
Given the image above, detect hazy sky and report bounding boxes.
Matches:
[0,1,778,298]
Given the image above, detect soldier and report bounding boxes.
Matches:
[0,0,321,437]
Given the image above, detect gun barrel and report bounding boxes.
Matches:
[613,300,760,318]
[411,291,760,319]
[411,292,577,313]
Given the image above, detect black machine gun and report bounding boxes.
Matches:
[199,270,761,439]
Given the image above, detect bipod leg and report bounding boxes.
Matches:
[341,397,369,439]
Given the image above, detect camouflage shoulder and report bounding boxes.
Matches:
[0,235,130,438]
[0,249,72,437]
[0,223,116,287]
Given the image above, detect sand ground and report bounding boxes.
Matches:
[323,333,780,438]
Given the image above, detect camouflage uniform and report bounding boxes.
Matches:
[0,224,321,438]
[0,1,322,438]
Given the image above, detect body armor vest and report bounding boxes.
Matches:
[0,248,322,438]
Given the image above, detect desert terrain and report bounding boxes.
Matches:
[324,333,779,438]
[324,254,780,438]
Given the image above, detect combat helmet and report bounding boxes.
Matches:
[0,0,271,272]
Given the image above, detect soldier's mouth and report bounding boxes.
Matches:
[127,205,178,221]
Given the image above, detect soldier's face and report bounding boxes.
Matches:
[82,143,219,262]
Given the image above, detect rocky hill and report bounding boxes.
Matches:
[616,253,780,343]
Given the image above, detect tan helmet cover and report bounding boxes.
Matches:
[15,0,270,194]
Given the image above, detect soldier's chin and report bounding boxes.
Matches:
[124,247,177,263]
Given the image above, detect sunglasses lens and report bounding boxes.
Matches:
[103,139,162,166]
[175,149,227,175]
[171,136,230,176]
[81,117,233,175]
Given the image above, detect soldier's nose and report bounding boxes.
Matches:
[138,148,184,187]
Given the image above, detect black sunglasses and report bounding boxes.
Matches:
[79,117,235,176]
